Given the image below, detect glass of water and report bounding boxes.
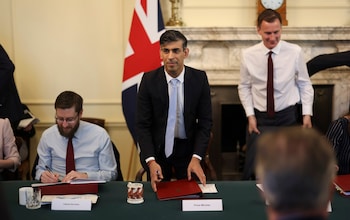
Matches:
[25,187,41,209]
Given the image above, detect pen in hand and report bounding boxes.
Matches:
[45,165,61,181]
[45,165,54,174]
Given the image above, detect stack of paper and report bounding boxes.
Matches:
[42,194,99,204]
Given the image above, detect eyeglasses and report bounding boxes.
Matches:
[55,115,78,124]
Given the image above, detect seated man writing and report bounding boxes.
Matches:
[35,91,117,182]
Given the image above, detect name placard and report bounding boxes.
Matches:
[182,199,223,211]
[51,198,91,211]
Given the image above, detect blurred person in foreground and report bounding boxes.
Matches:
[35,91,117,182]
[255,127,337,220]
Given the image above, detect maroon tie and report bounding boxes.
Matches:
[66,137,75,174]
[267,51,275,118]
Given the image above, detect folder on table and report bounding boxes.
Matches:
[334,174,350,196]
[38,183,99,196]
[156,179,202,200]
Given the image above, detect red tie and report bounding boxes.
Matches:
[267,51,275,118]
[66,137,75,174]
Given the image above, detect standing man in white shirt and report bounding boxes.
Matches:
[238,9,314,180]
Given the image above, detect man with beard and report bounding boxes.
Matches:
[35,91,117,182]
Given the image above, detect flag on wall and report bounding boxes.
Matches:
[122,0,165,143]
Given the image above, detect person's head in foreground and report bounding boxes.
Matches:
[255,127,337,220]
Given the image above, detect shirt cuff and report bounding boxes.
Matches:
[245,107,255,117]
[147,155,201,163]
[302,105,313,116]
[193,154,202,161]
[145,157,155,164]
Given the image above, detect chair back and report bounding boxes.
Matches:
[81,117,105,128]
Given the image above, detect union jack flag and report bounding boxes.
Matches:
[122,0,165,143]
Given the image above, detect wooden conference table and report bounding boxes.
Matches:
[1,181,349,220]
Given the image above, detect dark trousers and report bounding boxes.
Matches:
[146,138,192,181]
[242,105,299,180]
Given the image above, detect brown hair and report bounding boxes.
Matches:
[256,127,336,213]
[55,91,83,113]
[160,30,187,49]
[257,9,282,28]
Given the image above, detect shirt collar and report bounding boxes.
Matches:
[261,40,282,55]
[165,66,185,84]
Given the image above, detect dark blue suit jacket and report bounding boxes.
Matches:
[137,65,212,165]
[0,44,24,129]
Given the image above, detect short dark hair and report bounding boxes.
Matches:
[256,127,336,213]
[257,9,282,28]
[160,30,187,49]
[55,91,83,113]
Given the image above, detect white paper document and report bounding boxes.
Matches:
[51,198,92,211]
[198,184,218,193]
[42,194,99,204]
[31,179,106,187]
[69,179,106,184]
[182,199,223,211]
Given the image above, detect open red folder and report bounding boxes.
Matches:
[334,174,350,196]
[156,179,203,200]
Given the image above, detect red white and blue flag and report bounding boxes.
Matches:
[122,0,165,143]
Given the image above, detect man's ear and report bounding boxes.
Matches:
[257,26,261,35]
[184,47,189,58]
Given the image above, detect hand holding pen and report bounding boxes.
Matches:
[41,165,61,183]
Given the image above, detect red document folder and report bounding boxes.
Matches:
[334,174,350,196]
[156,179,203,200]
[39,183,98,195]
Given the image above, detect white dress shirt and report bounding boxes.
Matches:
[238,40,314,117]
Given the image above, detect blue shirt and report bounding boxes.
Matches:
[35,121,117,181]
